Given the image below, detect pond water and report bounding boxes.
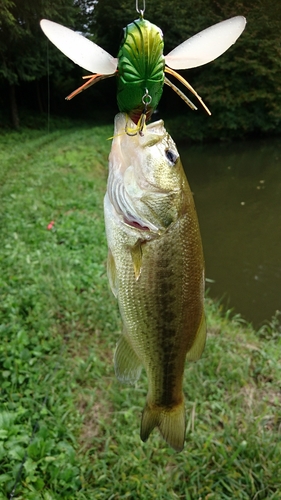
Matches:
[178,137,281,328]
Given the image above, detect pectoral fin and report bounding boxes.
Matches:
[130,240,144,281]
[186,314,207,362]
[114,335,142,384]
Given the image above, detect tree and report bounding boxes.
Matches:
[0,0,78,128]
[2,0,281,137]
[93,0,281,140]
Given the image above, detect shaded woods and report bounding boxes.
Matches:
[1,0,281,140]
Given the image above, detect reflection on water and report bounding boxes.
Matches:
[179,137,281,327]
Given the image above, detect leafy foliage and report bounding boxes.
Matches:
[0,0,78,85]
[94,0,281,140]
[1,0,281,133]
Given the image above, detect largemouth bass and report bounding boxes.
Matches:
[104,113,206,451]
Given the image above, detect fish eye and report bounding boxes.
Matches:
[165,149,179,166]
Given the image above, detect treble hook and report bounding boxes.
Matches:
[136,0,145,17]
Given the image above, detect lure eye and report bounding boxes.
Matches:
[165,149,179,166]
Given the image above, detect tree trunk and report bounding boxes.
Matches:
[9,84,20,129]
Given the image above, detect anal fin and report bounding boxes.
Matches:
[114,335,142,384]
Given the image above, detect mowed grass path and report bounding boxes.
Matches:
[0,123,280,499]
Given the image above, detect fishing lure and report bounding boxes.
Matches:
[40,5,246,130]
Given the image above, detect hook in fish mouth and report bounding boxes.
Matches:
[124,113,165,138]
[124,90,153,136]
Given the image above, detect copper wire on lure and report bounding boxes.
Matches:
[40,9,246,134]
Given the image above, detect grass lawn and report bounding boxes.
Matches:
[0,121,280,499]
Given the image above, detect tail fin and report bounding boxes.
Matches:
[140,400,186,452]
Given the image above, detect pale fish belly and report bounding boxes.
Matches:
[104,186,206,452]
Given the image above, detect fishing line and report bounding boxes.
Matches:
[9,40,55,499]
[47,39,50,133]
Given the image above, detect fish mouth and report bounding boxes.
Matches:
[114,113,166,144]
[123,114,166,143]
[138,119,166,147]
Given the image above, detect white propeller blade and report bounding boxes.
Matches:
[165,16,246,70]
[40,19,117,75]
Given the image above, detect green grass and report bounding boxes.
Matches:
[0,121,281,500]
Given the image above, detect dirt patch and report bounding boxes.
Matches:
[76,388,113,452]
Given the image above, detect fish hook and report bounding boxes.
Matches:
[137,88,151,134]
[136,0,145,18]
